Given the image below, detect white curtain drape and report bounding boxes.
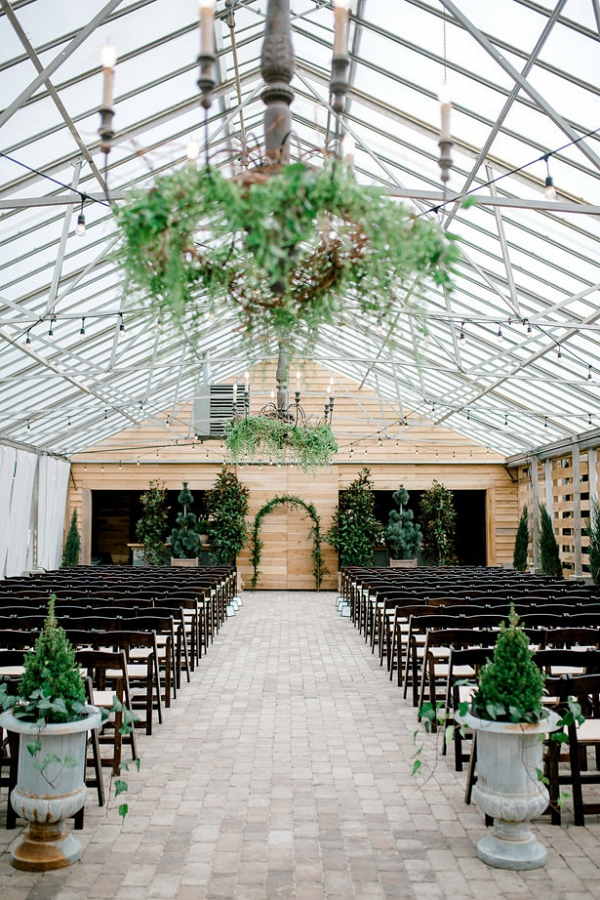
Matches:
[4,448,38,577]
[0,446,71,578]
[0,444,17,578]
[37,456,71,571]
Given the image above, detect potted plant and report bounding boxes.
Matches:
[457,606,559,870]
[586,497,600,584]
[61,509,80,567]
[512,505,529,572]
[169,482,201,565]
[539,503,563,578]
[419,479,457,565]
[136,479,169,565]
[0,596,102,870]
[326,468,384,568]
[204,468,250,566]
[384,485,421,567]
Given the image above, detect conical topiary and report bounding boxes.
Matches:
[17,595,87,724]
[169,482,201,559]
[471,605,545,723]
[512,505,529,572]
[62,509,81,567]
[539,503,563,579]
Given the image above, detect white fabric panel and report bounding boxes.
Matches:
[0,444,17,578]
[4,449,38,577]
[37,457,71,571]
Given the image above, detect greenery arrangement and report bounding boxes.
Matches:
[513,505,529,572]
[0,597,138,820]
[116,161,458,339]
[250,494,326,590]
[471,605,546,723]
[3,596,88,725]
[204,468,249,565]
[225,415,337,472]
[326,468,384,567]
[419,479,456,565]
[385,485,422,560]
[62,509,80,568]
[586,498,600,585]
[136,480,169,565]
[539,503,563,579]
[169,482,201,559]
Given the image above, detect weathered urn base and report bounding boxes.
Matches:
[460,710,559,870]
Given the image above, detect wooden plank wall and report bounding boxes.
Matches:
[516,448,597,576]
[68,360,518,589]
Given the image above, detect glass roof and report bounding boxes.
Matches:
[1,0,600,460]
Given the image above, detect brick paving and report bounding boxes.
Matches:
[1,590,599,899]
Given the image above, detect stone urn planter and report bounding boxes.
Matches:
[459,709,559,870]
[0,705,101,871]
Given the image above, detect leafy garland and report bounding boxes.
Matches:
[225,415,337,472]
[116,161,459,338]
[250,494,326,590]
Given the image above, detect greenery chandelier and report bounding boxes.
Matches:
[115,0,458,343]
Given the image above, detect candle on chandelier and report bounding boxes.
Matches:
[438,81,452,143]
[232,381,238,405]
[199,0,215,56]
[101,43,117,109]
[333,0,350,58]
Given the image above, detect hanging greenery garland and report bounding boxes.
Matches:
[250,494,326,590]
[225,415,337,472]
[116,161,459,338]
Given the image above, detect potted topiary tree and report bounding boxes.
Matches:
[326,468,384,568]
[61,509,80,567]
[419,479,457,565]
[539,503,563,578]
[457,606,559,870]
[135,479,169,565]
[385,485,421,568]
[512,505,529,572]
[0,596,102,870]
[204,468,250,566]
[586,497,600,584]
[169,482,201,566]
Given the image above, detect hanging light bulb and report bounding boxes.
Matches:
[496,324,504,344]
[76,199,86,237]
[78,317,86,341]
[543,154,557,200]
[47,316,55,341]
[458,321,465,343]
[118,312,125,339]
[25,331,31,345]
[588,365,593,382]
[557,343,562,359]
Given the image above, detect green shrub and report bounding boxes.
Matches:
[385,485,421,560]
[539,503,563,579]
[513,505,529,572]
[586,498,600,585]
[205,468,249,565]
[419,480,456,565]
[169,482,201,559]
[471,605,545,723]
[62,509,81,567]
[326,468,384,567]
[136,480,169,565]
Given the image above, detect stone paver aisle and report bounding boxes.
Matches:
[1,591,600,899]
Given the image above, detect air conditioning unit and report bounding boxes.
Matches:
[194,385,248,438]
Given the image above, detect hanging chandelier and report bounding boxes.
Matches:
[112,0,458,344]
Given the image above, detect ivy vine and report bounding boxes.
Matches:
[250,494,326,590]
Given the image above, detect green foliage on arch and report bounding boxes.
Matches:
[250,494,327,590]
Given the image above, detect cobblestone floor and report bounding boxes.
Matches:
[1,590,599,899]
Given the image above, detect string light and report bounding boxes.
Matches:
[496,324,504,344]
[118,311,125,339]
[543,154,557,200]
[458,321,465,343]
[75,198,86,237]
[78,317,86,341]
[557,343,562,359]
[47,316,55,341]
[588,365,593,382]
